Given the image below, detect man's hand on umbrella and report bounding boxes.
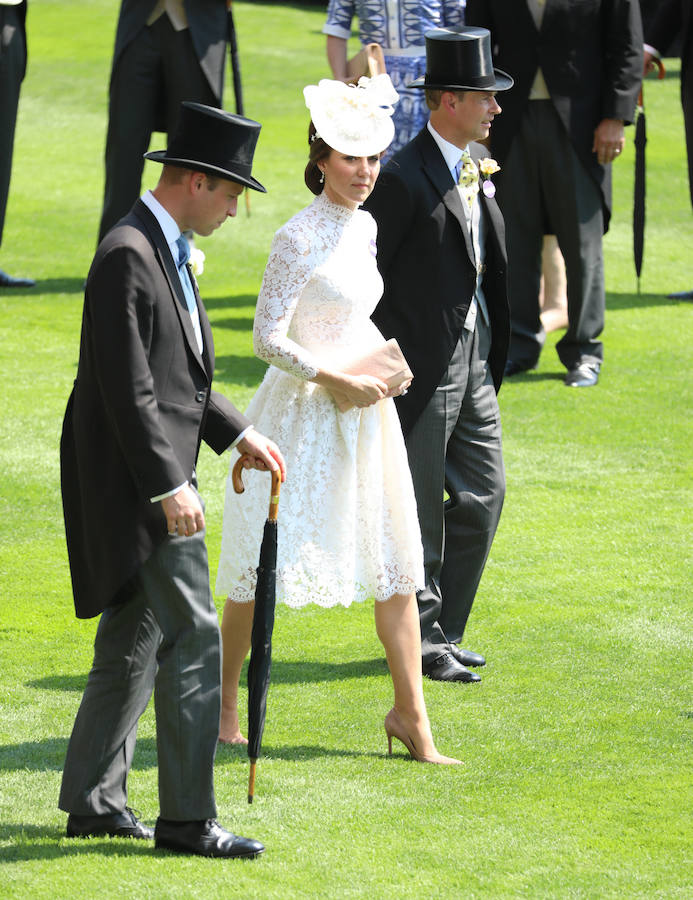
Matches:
[162,484,205,536]
[237,428,287,481]
[643,49,666,80]
[593,118,625,166]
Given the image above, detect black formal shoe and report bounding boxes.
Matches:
[0,268,35,288]
[155,818,265,859]
[66,807,154,839]
[564,360,600,387]
[504,358,537,377]
[666,289,693,300]
[423,653,481,683]
[449,646,486,668]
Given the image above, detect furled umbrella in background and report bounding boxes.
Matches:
[226,1,251,215]
[231,457,282,803]
[634,57,665,292]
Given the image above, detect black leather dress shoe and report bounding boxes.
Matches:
[666,289,693,300]
[564,360,600,387]
[0,268,35,288]
[423,653,481,683]
[504,358,537,377]
[155,818,265,859]
[449,646,486,668]
[66,807,153,839]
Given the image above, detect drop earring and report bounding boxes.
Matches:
[319,170,325,184]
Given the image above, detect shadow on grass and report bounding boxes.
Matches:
[0,728,385,777]
[28,657,388,697]
[213,352,268,386]
[28,675,87,692]
[208,315,255,332]
[5,277,86,296]
[606,291,686,311]
[217,741,384,763]
[266,657,388,684]
[202,292,257,312]
[0,737,156,772]
[0,823,157,862]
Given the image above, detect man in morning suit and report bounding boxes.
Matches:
[466,0,643,387]
[0,0,33,287]
[59,102,285,858]
[97,0,230,244]
[364,27,512,683]
[644,0,693,299]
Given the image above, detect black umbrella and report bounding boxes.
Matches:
[231,457,282,803]
[634,58,666,292]
[226,2,251,216]
[633,90,646,293]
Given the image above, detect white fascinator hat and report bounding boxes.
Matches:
[303,74,399,156]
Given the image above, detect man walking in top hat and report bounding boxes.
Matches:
[59,102,285,858]
[364,27,512,682]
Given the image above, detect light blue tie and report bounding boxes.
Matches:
[175,234,197,315]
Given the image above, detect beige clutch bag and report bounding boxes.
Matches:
[330,338,413,412]
[346,43,387,82]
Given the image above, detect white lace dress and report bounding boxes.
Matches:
[215,192,424,608]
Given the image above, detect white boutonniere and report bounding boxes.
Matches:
[479,158,501,198]
[189,247,206,278]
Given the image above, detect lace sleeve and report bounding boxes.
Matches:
[252,225,321,380]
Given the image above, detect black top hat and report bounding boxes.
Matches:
[144,102,266,193]
[408,26,513,93]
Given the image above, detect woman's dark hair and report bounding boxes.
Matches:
[304,121,332,195]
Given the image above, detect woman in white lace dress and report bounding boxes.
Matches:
[216,77,459,765]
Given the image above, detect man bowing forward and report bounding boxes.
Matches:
[59,103,285,858]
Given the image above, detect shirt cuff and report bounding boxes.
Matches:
[644,43,661,59]
[150,482,188,503]
[230,425,254,450]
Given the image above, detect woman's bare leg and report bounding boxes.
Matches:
[219,597,254,744]
[540,235,569,333]
[375,592,460,763]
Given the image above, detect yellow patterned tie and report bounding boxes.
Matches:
[457,148,479,208]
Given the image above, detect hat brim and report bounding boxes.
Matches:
[407,68,514,92]
[311,115,395,158]
[143,151,267,193]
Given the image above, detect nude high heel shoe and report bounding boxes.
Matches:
[384,708,462,765]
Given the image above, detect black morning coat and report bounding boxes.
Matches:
[61,200,250,619]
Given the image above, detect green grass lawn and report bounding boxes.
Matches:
[0,2,691,897]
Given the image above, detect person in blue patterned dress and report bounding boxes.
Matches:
[323,0,466,157]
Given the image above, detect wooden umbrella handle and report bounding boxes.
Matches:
[232,456,281,522]
[248,758,257,804]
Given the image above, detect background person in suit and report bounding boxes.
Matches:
[466,0,643,387]
[644,0,693,299]
[59,102,285,858]
[97,0,229,245]
[322,0,466,159]
[0,0,34,287]
[364,27,511,683]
